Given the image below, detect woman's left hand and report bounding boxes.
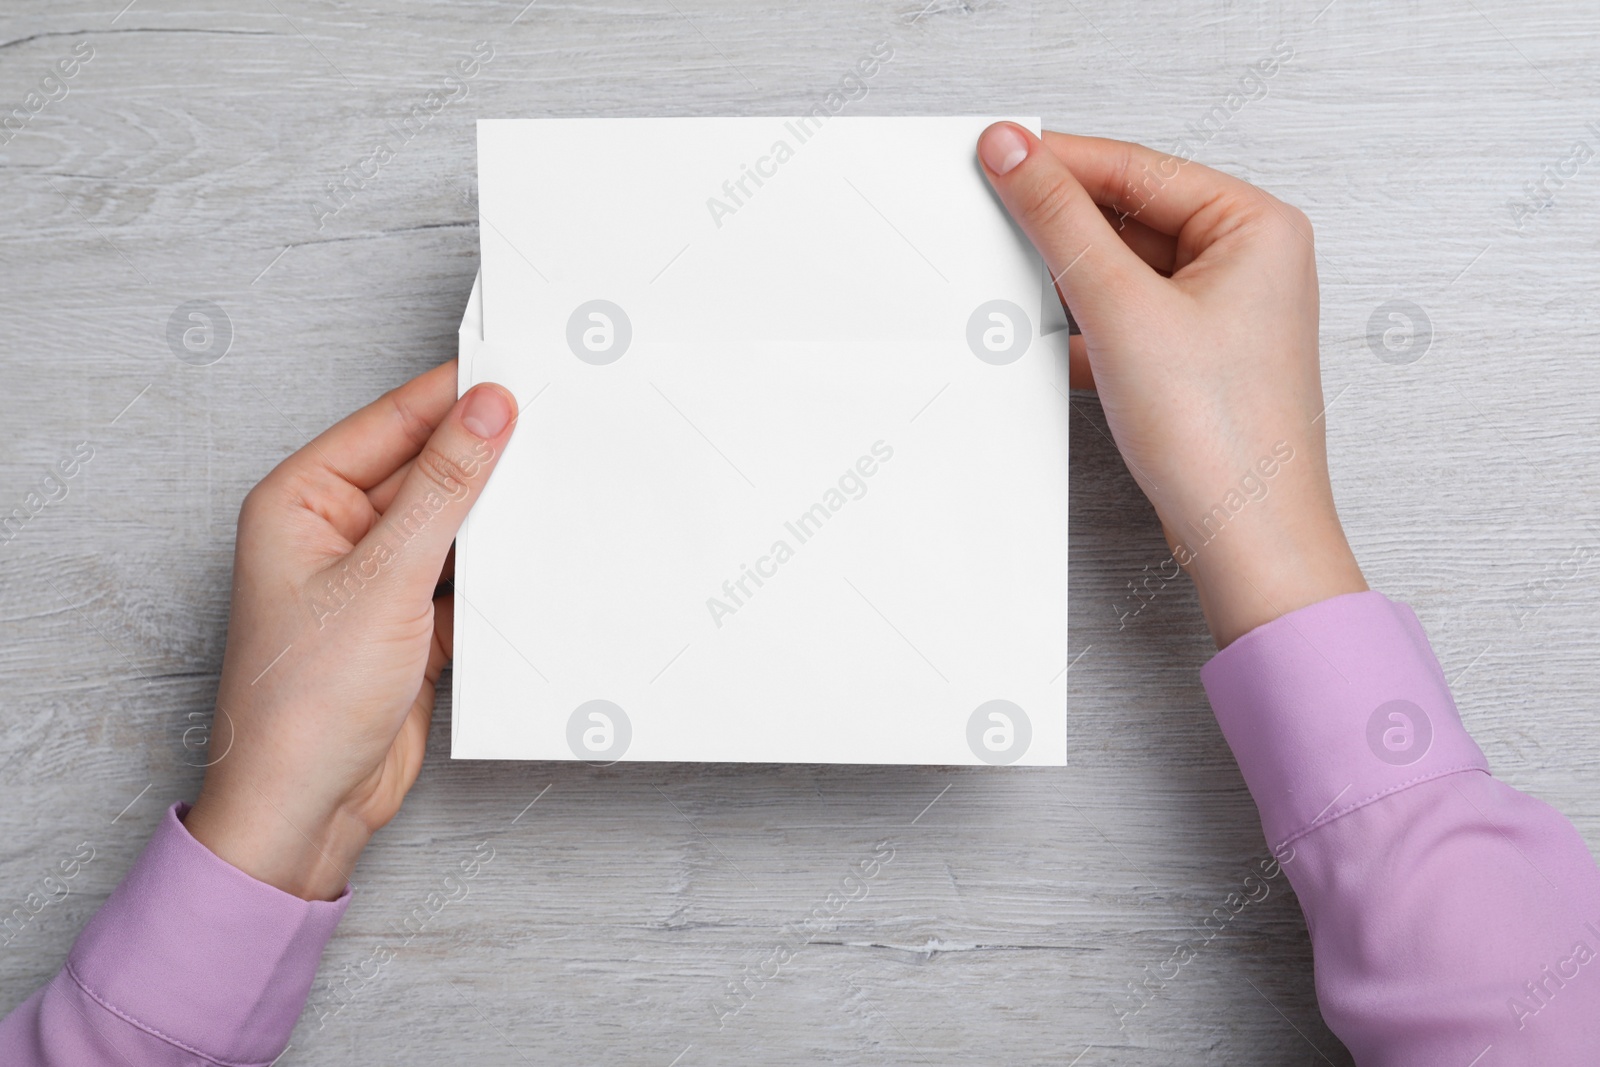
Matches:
[184,361,518,901]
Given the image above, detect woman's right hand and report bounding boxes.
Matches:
[977,123,1368,647]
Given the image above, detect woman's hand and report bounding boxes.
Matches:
[184,362,517,901]
[977,124,1367,647]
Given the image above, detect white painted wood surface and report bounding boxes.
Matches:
[3,1,1598,1062]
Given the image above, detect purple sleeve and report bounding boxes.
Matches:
[0,802,347,1066]
[1203,591,1600,1065]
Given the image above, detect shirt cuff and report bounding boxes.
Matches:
[1200,591,1490,852]
[66,802,349,1065]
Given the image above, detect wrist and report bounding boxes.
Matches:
[1184,514,1367,649]
[185,787,368,902]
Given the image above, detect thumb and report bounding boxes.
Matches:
[977,122,1150,332]
[349,382,517,599]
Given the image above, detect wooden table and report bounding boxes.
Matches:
[3,1,1597,1062]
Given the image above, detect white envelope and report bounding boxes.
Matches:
[454,278,1071,765]
[453,117,1071,765]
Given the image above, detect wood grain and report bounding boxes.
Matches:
[3,0,1598,1062]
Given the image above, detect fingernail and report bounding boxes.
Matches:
[460,385,513,439]
[980,123,1030,176]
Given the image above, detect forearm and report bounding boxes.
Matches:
[1203,592,1600,1063]
[1291,772,1600,1062]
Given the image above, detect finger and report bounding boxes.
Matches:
[342,382,518,600]
[978,122,1153,330]
[1067,334,1093,391]
[393,600,453,791]
[390,685,437,803]
[372,473,457,583]
[383,611,454,790]
[433,592,455,663]
[1098,206,1177,275]
[1041,132,1268,246]
[290,360,460,492]
[366,458,412,514]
